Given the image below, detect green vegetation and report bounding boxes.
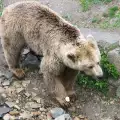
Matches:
[92,6,120,29]
[0,0,3,16]
[77,50,119,94]
[108,6,119,18]
[80,0,112,11]
[92,17,101,23]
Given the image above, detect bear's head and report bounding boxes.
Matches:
[60,34,103,79]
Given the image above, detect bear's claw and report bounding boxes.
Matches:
[69,93,77,103]
[56,97,72,109]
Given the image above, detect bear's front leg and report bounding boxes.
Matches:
[43,73,71,108]
[40,56,71,108]
[62,67,78,103]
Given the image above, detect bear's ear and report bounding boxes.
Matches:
[87,34,97,48]
[67,53,76,62]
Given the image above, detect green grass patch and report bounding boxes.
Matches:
[80,0,112,12]
[92,6,120,29]
[77,50,120,95]
[92,17,101,23]
[108,6,119,18]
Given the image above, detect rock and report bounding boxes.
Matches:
[12,81,22,88]
[109,78,120,87]
[31,92,37,97]
[33,87,38,90]
[24,92,31,97]
[55,114,72,120]
[97,40,110,50]
[9,110,20,116]
[50,108,65,118]
[3,114,10,120]
[116,86,120,98]
[5,71,13,79]
[0,105,11,117]
[108,48,120,72]
[0,95,6,105]
[14,105,20,110]
[22,48,30,55]
[16,88,24,93]
[20,53,40,70]
[0,77,4,85]
[47,113,53,120]
[5,101,15,108]
[6,87,16,96]
[19,111,32,119]
[2,80,11,86]
[0,87,5,93]
[74,117,80,120]
[0,71,13,80]
[1,93,7,98]
[22,80,30,87]
[32,96,42,103]
[25,102,41,109]
[16,100,19,104]
[31,111,41,116]
[40,107,47,112]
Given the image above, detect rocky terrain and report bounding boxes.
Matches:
[0,0,120,120]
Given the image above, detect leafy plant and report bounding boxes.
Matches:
[77,74,108,94]
[80,0,91,11]
[108,6,119,18]
[101,50,119,79]
[92,17,101,23]
[77,50,120,94]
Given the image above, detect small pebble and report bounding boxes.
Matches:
[65,97,70,102]
[9,110,20,116]
[31,111,41,116]
[14,105,20,110]
[40,107,46,112]
[50,108,65,118]
[5,101,15,108]
[3,114,10,120]
[2,80,10,86]
[74,117,80,120]
[55,114,72,120]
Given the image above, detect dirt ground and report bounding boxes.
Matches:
[1,0,120,120]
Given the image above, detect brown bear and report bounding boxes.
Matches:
[0,1,103,107]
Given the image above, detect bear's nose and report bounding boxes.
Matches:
[97,76,103,80]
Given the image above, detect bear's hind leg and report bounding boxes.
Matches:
[1,37,25,79]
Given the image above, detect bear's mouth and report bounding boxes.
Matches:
[80,71,104,81]
[93,76,104,81]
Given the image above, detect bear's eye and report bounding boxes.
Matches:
[97,62,100,65]
[88,66,94,69]
[76,42,80,46]
[67,54,75,62]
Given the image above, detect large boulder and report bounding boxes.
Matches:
[108,48,120,72]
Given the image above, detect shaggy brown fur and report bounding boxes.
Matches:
[0,1,103,107]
